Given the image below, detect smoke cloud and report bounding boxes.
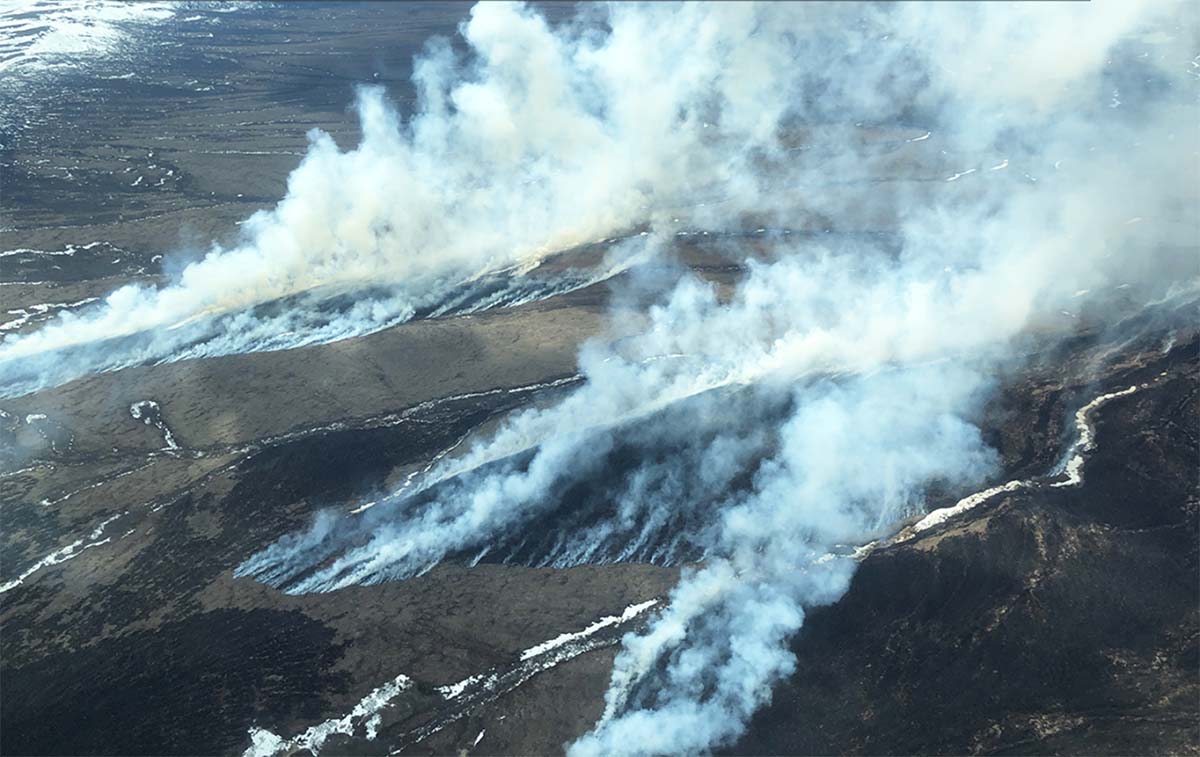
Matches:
[13,0,1188,753]
[235,1,1198,753]
[4,2,846,397]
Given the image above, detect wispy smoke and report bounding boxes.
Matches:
[91,0,1195,753]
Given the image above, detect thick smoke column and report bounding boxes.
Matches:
[0,2,828,397]
[574,3,1198,753]
[232,0,1199,754]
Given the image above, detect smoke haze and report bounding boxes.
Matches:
[10,1,1198,754]
[240,1,1197,753]
[5,2,860,396]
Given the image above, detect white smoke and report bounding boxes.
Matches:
[0,2,833,397]
[571,363,999,755]
[235,1,1198,752]
[71,0,1189,753]
[8,0,1191,398]
[573,2,1198,753]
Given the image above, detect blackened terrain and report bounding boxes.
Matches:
[733,340,1199,756]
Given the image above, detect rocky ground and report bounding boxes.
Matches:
[1,3,1196,756]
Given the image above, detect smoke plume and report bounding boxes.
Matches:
[15,0,1194,753]
[4,2,844,397]
[235,1,1198,753]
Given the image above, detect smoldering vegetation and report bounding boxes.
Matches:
[8,0,1199,755]
[237,1,1197,753]
[0,238,641,399]
[238,382,834,591]
[1,1,898,396]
